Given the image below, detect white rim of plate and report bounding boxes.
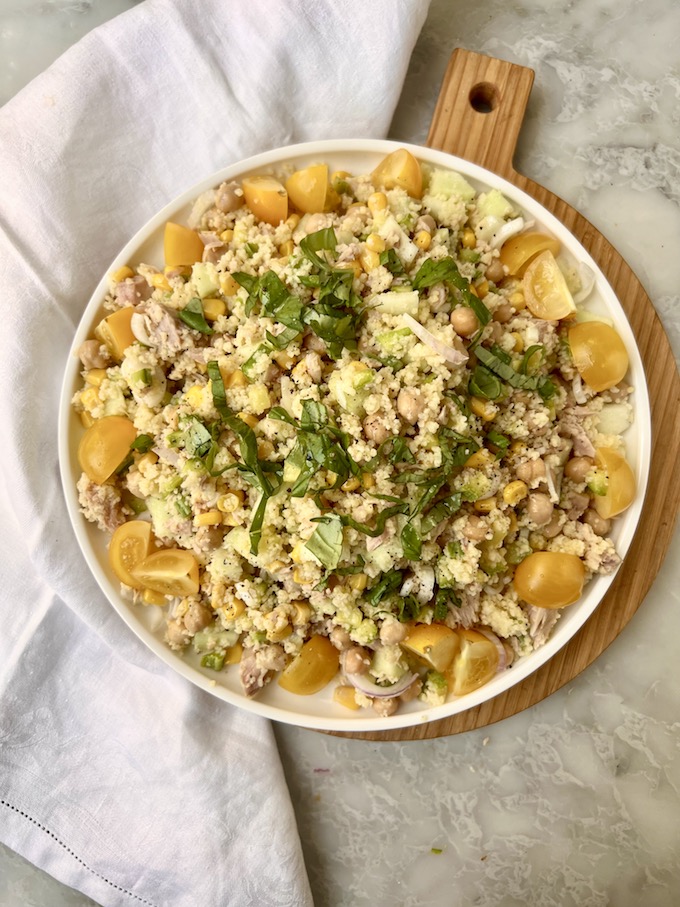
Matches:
[58,138,652,732]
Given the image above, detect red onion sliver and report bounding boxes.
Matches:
[347,671,416,699]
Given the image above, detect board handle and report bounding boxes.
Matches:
[426,48,534,178]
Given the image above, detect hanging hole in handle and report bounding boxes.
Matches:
[469,82,499,114]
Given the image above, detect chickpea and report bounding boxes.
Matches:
[380,619,408,646]
[78,339,109,370]
[463,514,488,541]
[330,626,352,651]
[526,492,554,526]
[372,697,399,717]
[516,459,546,484]
[450,306,479,337]
[486,258,505,283]
[398,677,423,703]
[542,512,563,539]
[493,302,513,323]
[344,646,371,675]
[583,509,611,537]
[215,181,244,214]
[363,413,390,445]
[564,456,594,483]
[397,388,422,425]
[166,619,190,648]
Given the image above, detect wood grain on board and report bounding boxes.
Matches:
[329,49,680,742]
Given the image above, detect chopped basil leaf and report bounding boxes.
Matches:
[206,360,231,420]
[475,346,555,400]
[366,569,403,607]
[485,429,510,454]
[179,297,214,334]
[398,595,420,622]
[305,515,344,570]
[412,256,491,325]
[469,365,503,400]
[401,522,422,560]
[379,249,405,275]
[519,344,544,375]
[420,493,462,535]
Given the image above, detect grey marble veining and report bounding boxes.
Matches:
[1,0,679,904]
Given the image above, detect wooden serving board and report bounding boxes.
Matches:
[330,49,680,742]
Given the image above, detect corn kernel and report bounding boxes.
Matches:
[184,385,205,408]
[333,685,360,710]
[367,191,388,213]
[502,480,529,506]
[221,513,241,527]
[111,265,134,282]
[361,473,375,490]
[291,601,312,624]
[475,279,490,299]
[150,272,172,292]
[80,386,100,411]
[509,440,526,456]
[507,511,519,534]
[290,543,307,565]
[269,560,287,575]
[325,470,338,487]
[268,623,293,642]
[509,291,526,310]
[217,490,244,513]
[474,497,497,513]
[414,230,432,251]
[273,350,295,370]
[469,284,479,298]
[136,451,158,469]
[465,448,494,469]
[508,332,524,352]
[195,510,223,527]
[365,232,386,253]
[331,170,351,182]
[285,213,300,231]
[80,411,95,428]
[202,297,226,321]
[292,567,313,585]
[237,411,258,429]
[220,274,240,296]
[462,228,476,249]
[220,229,234,243]
[142,588,167,606]
[348,573,368,592]
[223,368,248,388]
[258,439,274,459]
[470,397,497,421]
[222,597,246,620]
[224,642,243,665]
[359,248,380,272]
[85,368,107,387]
[278,240,294,257]
[337,258,362,279]
[342,477,361,492]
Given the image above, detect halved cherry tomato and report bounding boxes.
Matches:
[449,628,499,696]
[278,636,339,695]
[568,321,629,392]
[400,624,460,673]
[242,176,288,226]
[78,415,137,484]
[130,548,200,596]
[523,250,576,320]
[109,520,153,588]
[513,551,585,609]
[371,148,423,199]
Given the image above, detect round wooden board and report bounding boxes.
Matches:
[328,49,680,742]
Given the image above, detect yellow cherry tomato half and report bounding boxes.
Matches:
[371,148,423,199]
[241,176,288,226]
[449,628,499,696]
[593,447,636,519]
[499,231,561,277]
[130,548,200,597]
[513,551,585,609]
[285,164,339,214]
[163,221,205,268]
[94,307,136,362]
[278,635,339,695]
[108,520,153,589]
[523,250,577,320]
[78,415,137,484]
[400,623,460,673]
[568,321,629,392]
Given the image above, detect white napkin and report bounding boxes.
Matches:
[0,1,430,904]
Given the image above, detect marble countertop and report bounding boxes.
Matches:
[2,0,679,905]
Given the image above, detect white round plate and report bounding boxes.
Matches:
[58,139,651,732]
